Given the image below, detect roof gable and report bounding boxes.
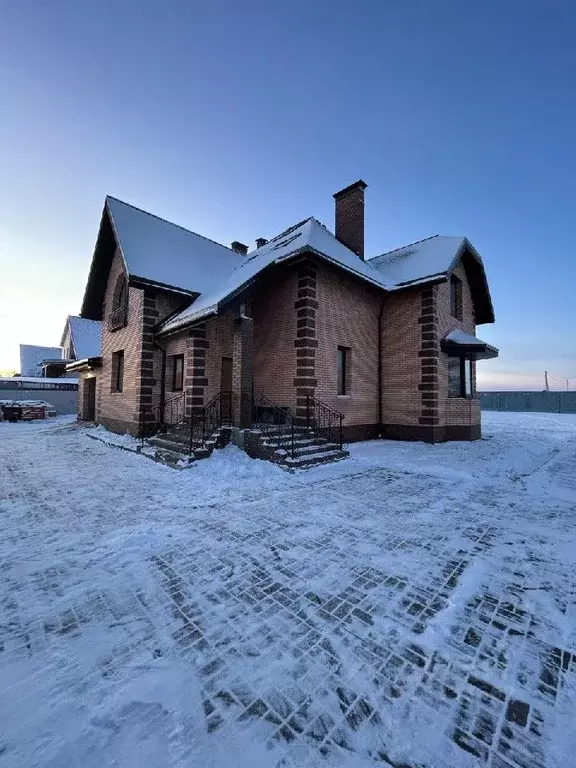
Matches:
[61,316,102,360]
[367,235,465,287]
[19,345,63,376]
[80,197,243,320]
[160,218,389,334]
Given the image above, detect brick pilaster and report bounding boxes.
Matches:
[418,286,440,432]
[294,263,318,422]
[232,315,253,427]
[138,290,159,433]
[185,324,209,415]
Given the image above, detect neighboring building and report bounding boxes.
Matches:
[19,345,64,377]
[20,317,103,378]
[72,181,498,449]
[59,316,102,368]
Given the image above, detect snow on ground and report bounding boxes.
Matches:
[0,412,575,768]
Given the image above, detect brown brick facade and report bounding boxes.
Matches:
[95,248,483,443]
[98,249,146,436]
[315,263,380,432]
[252,265,299,407]
[437,260,481,436]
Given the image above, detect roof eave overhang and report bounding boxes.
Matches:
[80,203,120,321]
[441,340,499,360]
[129,275,198,297]
[65,357,103,373]
[389,274,448,292]
[448,239,495,325]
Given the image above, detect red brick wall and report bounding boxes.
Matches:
[97,249,145,435]
[252,266,299,408]
[380,289,423,427]
[315,263,381,427]
[205,311,235,402]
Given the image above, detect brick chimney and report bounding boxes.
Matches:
[255,237,268,249]
[333,180,367,259]
[231,241,248,255]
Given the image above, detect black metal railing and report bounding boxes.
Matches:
[107,304,128,332]
[305,396,344,449]
[187,391,232,455]
[141,392,185,439]
[248,392,296,457]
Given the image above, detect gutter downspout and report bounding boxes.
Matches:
[377,296,387,434]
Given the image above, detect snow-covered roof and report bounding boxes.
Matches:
[19,345,63,376]
[367,235,469,288]
[445,329,486,346]
[106,197,243,294]
[442,329,499,359]
[160,218,391,334]
[62,316,102,360]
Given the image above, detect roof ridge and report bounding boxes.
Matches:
[264,216,314,245]
[368,234,441,260]
[105,195,235,254]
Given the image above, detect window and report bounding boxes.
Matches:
[448,356,474,398]
[172,355,184,391]
[112,350,124,392]
[337,346,349,395]
[450,275,463,320]
[108,275,129,332]
[113,274,128,311]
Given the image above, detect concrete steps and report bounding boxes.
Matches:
[145,422,348,470]
[146,428,220,465]
[255,427,348,468]
[284,450,348,468]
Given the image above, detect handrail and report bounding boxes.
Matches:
[249,392,296,457]
[187,391,232,455]
[305,396,344,450]
[141,391,185,441]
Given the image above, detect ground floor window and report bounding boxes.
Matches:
[171,354,184,391]
[111,350,124,393]
[448,356,474,398]
[337,346,350,395]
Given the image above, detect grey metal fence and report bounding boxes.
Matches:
[480,391,576,414]
[0,388,78,416]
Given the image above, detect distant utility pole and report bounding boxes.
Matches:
[545,370,550,391]
[567,379,570,391]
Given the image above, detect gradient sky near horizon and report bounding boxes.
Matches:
[1,0,574,389]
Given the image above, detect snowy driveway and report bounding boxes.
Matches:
[0,413,575,768]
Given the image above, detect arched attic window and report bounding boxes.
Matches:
[108,273,129,331]
[113,273,128,310]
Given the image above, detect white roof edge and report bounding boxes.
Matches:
[160,305,218,336]
[388,273,448,291]
[129,275,196,296]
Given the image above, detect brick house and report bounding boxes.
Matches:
[72,181,497,458]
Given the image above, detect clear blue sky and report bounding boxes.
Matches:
[1,0,574,389]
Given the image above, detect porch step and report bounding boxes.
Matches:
[284,448,349,468]
[263,435,322,449]
[153,448,193,469]
[291,442,342,457]
[147,435,217,459]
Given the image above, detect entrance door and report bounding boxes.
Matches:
[84,377,96,421]
[220,357,232,423]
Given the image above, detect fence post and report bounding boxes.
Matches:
[339,414,343,450]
